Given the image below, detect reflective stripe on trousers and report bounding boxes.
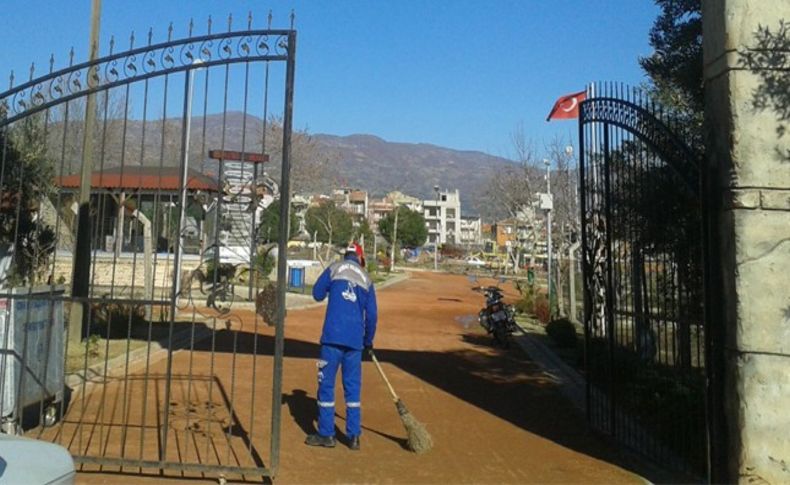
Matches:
[317,344,362,437]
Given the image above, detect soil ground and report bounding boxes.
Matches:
[39,271,645,484]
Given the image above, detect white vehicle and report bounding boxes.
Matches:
[0,434,75,484]
[465,256,486,267]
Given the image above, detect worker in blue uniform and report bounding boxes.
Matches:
[305,244,378,450]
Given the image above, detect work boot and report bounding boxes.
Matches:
[348,436,360,451]
[305,434,336,448]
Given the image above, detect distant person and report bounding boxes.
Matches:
[305,244,378,450]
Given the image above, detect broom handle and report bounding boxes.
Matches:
[369,350,400,402]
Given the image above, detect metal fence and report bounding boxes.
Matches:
[0,13,295,480]
[578,83,708,479]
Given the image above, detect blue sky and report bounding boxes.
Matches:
[0,0,659,158]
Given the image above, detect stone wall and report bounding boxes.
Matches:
[52,255,201,299]
[703,1,790,482]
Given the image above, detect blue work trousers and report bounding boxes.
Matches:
[316,344,362,438]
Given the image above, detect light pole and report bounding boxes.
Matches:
[433,185,440,271]
[565,145,576,215]
[543,158,553,310]
[174,59,205,297]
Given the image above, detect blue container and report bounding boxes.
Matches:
[289,266,305,291]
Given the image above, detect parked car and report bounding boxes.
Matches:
[465,256,487,267]
[0,434,75,484]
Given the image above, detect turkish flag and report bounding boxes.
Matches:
[546,90,586,121]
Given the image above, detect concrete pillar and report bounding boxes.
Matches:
[703,1,790,482]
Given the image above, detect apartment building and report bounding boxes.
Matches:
[423,189,461,245]
[459,216,482,246]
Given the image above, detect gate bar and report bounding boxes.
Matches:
[72,456,271,477]
[270,29,296,475]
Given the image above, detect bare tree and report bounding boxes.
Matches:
[259,116,337,195]
[545,136,580,316]
[484,124,543,270]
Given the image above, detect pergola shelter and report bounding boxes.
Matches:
[56,165,220,255]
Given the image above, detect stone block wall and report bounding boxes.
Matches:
[52,255,201,299]
[703,1,790,482]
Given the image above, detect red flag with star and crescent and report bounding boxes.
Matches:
[546,90,586,121]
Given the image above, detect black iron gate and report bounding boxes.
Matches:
[578,83,708,479]
[0,13,295,480]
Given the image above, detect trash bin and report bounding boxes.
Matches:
[288,266,305,293]
[0,285,66,433]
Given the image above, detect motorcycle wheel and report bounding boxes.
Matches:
[493,325,510,349]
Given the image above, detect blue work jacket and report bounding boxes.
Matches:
[312,255,378,350]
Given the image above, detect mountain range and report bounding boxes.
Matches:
[312,132,517,216]
[56,111,517,218]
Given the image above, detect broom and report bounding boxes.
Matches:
[369,349,433,454]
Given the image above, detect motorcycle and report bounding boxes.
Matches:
[473,286,518,348]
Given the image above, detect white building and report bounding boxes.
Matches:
[460,216,482,246]
[332,188,368,221]
[423,189,461,245]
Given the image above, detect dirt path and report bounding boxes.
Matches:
[74,271,643,484]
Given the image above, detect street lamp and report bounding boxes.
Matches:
[543,158,553,310]
[564,145,577,216]
[433,185,440,271]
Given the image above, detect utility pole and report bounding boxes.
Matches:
[70,0,102,340]
[433,185,440,271]
[389,207,399,273]
[544,158,553,314]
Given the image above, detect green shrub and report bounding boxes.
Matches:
[546,317,578,348]
[205,261,237,283]
[515,289,535,314]
[533,293,551,324]
[90,302,148,337]
[256,251,275,279]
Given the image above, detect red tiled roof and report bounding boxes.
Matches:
[55,166,219,192]
[349,191,367,202]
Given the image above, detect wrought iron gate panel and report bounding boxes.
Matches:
[0,13,294,480]
[579,83,707,478]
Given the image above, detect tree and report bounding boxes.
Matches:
[305,201,353,251]
[378,207,427,248]
[484,125,544,270]
[639,0,703,150]
[353,218,374,249]
[258,116,338,194]
[0,115,57,286]
[637,0,706,367]
[545,137,580,317]
[483,124,542,221]
[257,199,299,243]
